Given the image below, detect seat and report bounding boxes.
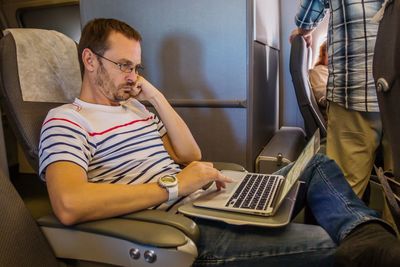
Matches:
[0,28,199,267]
[289,35,327,139]
[372,0,400,230]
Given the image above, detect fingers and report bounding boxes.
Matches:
[198,162,233,183]
[289,29,300,43]
[213,170,234,183]
[130,76,142,97]
[303,34,313,47]
[130,86,142,97]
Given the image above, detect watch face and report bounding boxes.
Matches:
[160,175,177,185]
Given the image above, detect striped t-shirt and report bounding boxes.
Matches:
[295,0,383,112]
[39,98,206,212]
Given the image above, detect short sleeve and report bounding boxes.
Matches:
[38,107,92,179]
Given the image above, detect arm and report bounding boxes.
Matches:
[132,76,201,164]
[46,161,232,226]
[290,0,328,46]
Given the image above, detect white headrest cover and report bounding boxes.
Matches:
[4,28,81,103]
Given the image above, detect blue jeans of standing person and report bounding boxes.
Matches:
[192,154,389,266]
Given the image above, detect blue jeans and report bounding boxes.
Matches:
[193,154,388,266]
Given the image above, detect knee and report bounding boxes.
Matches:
[309,153,339,171]
[312,153,331,165]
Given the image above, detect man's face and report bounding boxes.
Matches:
[94,31,142,104]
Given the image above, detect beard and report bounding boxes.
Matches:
[95,64,135,102]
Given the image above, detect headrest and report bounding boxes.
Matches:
[3,28,81,103]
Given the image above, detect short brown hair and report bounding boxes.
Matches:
[78,18,142,73]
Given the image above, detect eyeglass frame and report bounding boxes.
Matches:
[90,49,144,74]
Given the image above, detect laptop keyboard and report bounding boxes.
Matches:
[225,174,282,211]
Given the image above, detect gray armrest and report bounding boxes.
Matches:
[38,212,198,267]
[120,209,200,243]
[213,162,246,172]
[256,127,306,173]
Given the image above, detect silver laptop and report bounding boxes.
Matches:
[192,129,320,217]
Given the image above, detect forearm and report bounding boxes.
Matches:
[46,162,170,225]
[149,92,201,163]
[49,181,169,225]
[295,0,327,30]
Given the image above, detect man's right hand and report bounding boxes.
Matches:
[177,161,234,197]
[289,28,313,47]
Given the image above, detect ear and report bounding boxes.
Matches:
[82,48,96,72]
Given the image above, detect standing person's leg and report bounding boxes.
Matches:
[326,102,381,198]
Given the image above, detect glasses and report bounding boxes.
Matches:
[92,50,144,74]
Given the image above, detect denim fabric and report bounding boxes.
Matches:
[192,154,388,266]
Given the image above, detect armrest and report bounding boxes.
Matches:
[38,211,198,267]
[120,209,200,243]
[213,162,246,172]
[256,127,306,174]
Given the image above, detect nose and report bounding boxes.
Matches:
[125,71,138,83]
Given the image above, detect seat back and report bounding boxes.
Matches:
[373,0,400,229]
[0,170,59,266]
[0,29,81,174]
[0,27,82,267]
[373,0,400,178]
[289,35,327,139]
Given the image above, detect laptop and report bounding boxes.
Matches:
[191,129,320,218]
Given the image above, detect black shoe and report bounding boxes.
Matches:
[335,223,400,267]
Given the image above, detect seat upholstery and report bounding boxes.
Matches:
[0,32,61,173]
[289,35,327,139]
[0,171,59,266]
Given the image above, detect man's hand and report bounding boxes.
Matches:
[130,75,161,102]
[289,28,313,47]
[177,161,234,197]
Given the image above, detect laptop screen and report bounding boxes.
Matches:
[275,130,320,206]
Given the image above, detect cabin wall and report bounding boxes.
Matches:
[81,0,280,170]
[0,0,296,172]
[279,0,303,128]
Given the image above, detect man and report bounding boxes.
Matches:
[291,0,392,200]
[39,18,400,266]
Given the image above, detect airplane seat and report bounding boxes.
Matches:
[0,28,200,267]
[372,0,400,230]
[289,35,327,141]
[0,170,60,266]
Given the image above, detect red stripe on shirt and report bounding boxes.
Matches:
[43,116,154,136]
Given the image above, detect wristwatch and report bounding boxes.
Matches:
[158,175,179,201]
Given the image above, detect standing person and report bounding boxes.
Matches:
[291,0,393,200]
[39,18,400,266]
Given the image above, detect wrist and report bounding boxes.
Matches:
[148,90,165,107]
[298,28,313,36]
[158,174,179,201]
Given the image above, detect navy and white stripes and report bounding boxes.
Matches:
[39,98,181,187]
